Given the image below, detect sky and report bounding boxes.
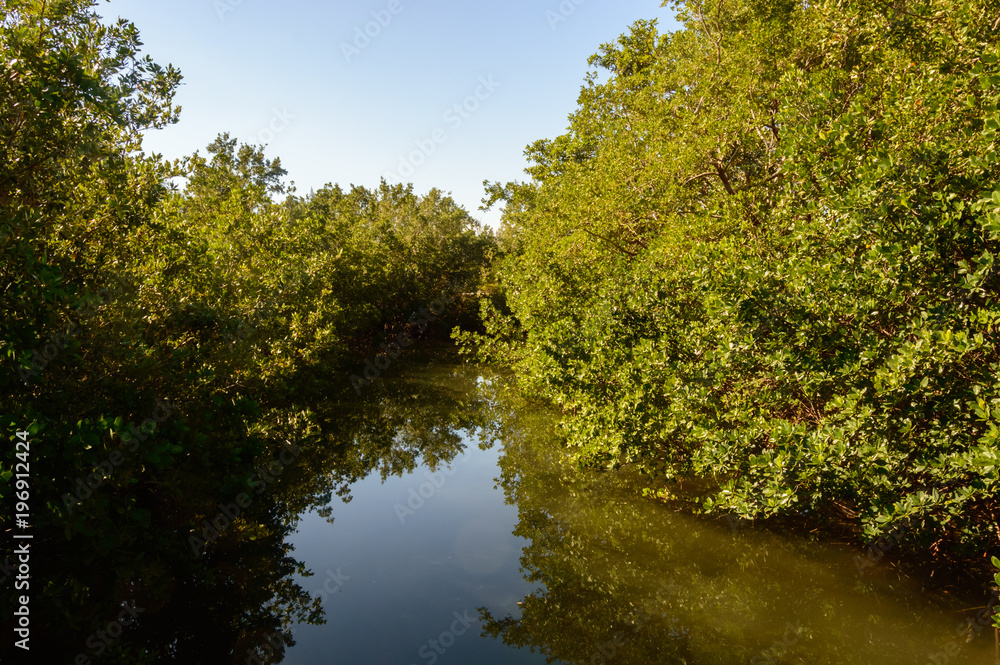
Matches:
[98,0,680,227]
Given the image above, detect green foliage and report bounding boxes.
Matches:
[994,555,1000,629]
[0,1,494,660]
[465,0,1000,567]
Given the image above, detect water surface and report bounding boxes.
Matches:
[277,357,998,664]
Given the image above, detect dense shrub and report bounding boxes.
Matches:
[463,0,1000,562]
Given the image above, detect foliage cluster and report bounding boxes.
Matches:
[463,0,1000,567]
[0,1,492,660]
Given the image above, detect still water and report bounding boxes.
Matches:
[273,357,998,665]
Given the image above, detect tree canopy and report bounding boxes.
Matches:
[463,0,1000,586]
[0,1,495,660]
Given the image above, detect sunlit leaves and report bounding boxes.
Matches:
[472,0,1000,570]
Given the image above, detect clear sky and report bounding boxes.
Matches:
[99,0,679,227]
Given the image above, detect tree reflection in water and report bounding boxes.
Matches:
[475,373,999,665]
[14,354,487,665]
[11,358,997,664]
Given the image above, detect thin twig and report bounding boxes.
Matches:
[578,228,637,258]
[683,171,717,186]
[36,0,47,48]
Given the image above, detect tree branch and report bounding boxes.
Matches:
[578,228,637,258]
[683,171,718,186]
[712,161,736,196]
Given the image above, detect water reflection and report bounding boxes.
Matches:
[277,360,546,665]
[476,376,999,665]
[15,352,489,665]
[17,357,998,664]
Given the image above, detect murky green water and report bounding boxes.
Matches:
[278,357,998,665]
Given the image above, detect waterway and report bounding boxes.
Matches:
[273,356,999,665]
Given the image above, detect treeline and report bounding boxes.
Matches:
[1,0,492,660]
[462,0,1000,585]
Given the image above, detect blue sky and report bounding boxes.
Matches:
[99,0,679,226]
